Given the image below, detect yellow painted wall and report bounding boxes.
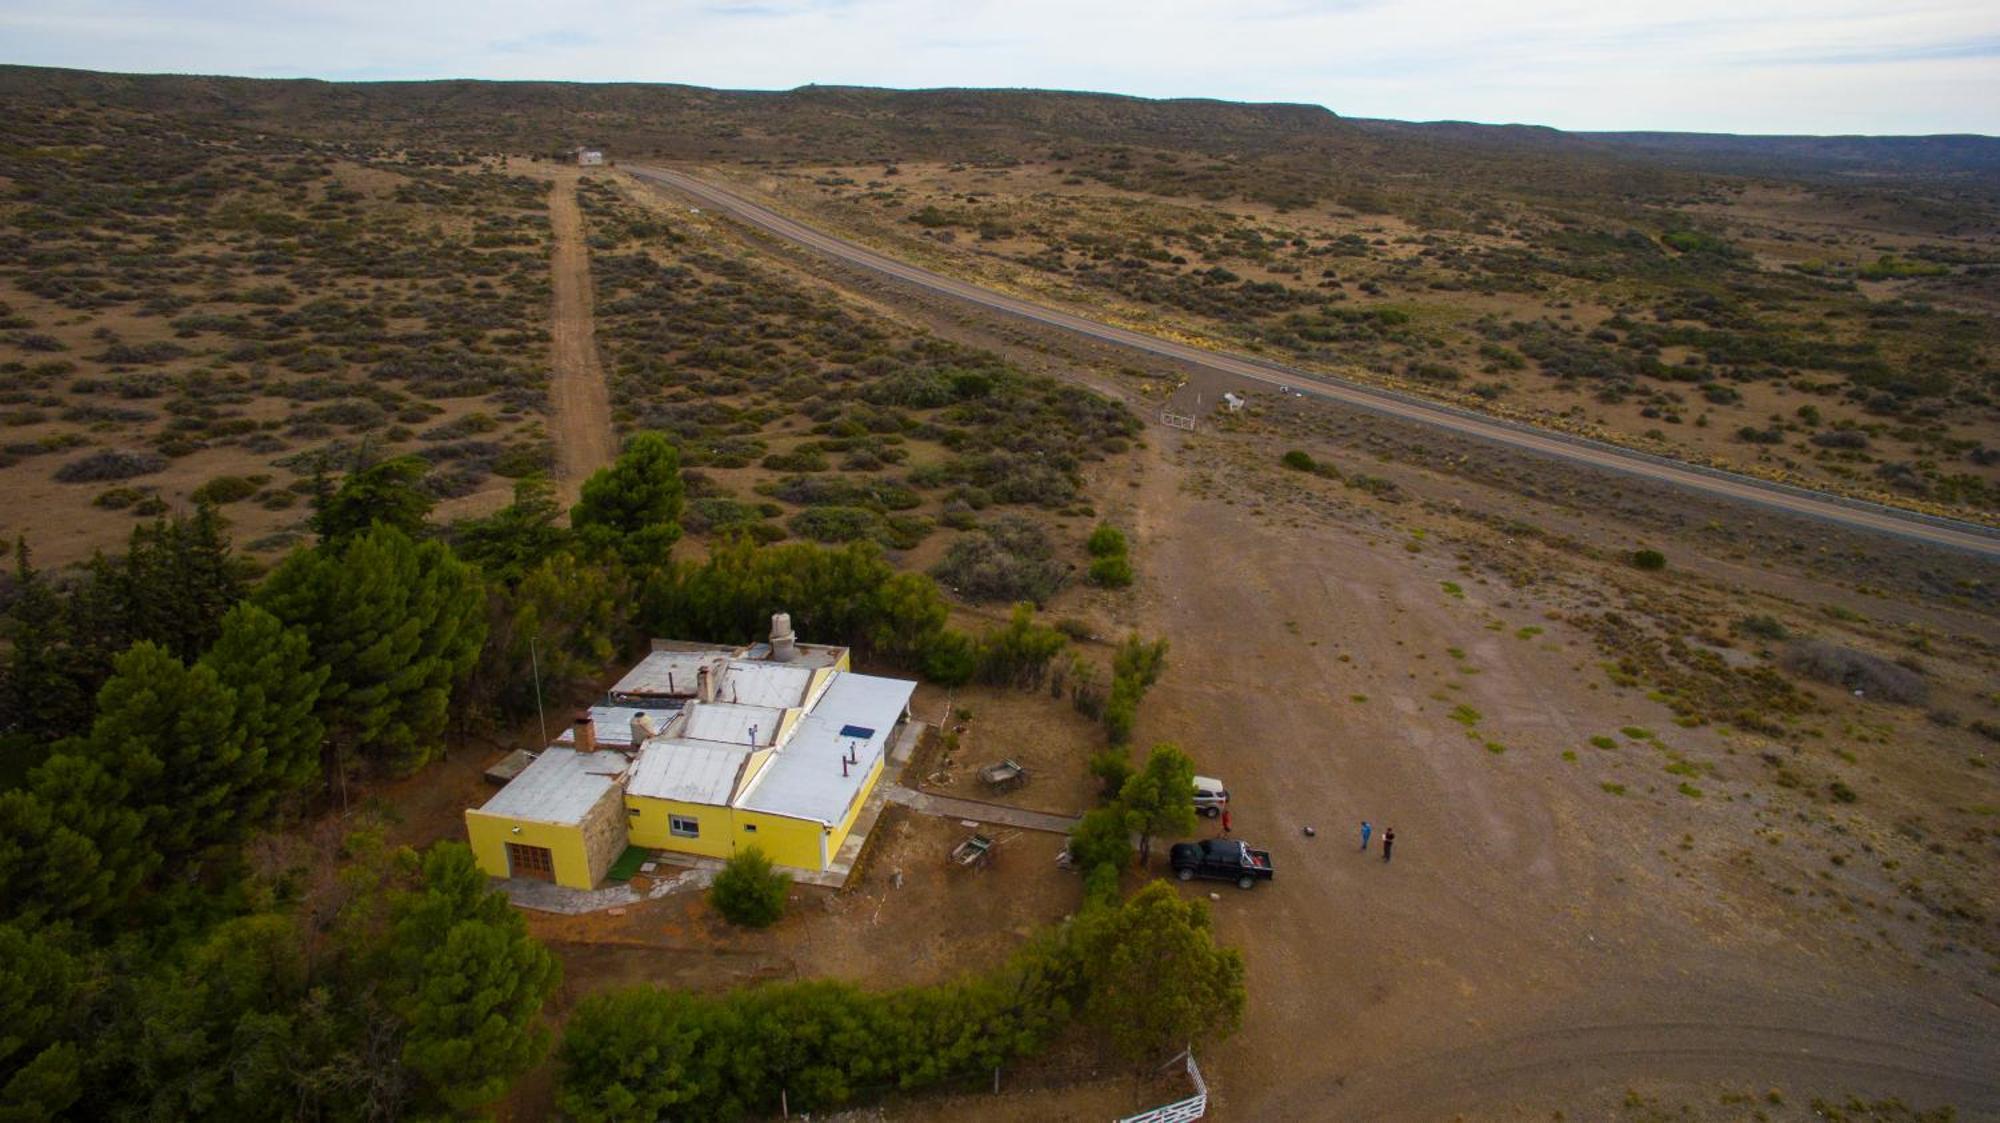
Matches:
[735,747,776,802]
[732,808,827,870]
[625,795,737,859]
[774,707,803,746]
[465,810,595,889]
[825,752,885,857]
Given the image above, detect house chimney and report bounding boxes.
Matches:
[697,664,716,704]
[629,712,659,746]
[770,612,798,663]
[573,712,597,754]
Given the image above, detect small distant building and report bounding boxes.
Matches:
[575,146,604,167]
[465,615,916,889]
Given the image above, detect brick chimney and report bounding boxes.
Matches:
[573,712,597,754]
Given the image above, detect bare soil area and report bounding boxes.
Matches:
[546,171,616,504]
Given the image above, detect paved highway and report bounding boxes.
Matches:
[627,165,2000,559]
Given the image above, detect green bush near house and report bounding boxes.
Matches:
[709,846,791,928]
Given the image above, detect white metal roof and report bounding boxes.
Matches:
[555,704,679,748]
[677,701,783,747]
[736,671,915,824]
[714,661,816,709]
[476,748,624,826]
[609,649,729,699]
[626,741,751,805]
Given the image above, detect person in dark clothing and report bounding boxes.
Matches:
[1381,827,1395,862]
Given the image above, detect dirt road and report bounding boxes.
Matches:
[625,165,2000,560]
[548,174,615,502]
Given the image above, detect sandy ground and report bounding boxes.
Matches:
[1120,428,2000,1119]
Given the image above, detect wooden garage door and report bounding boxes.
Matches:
[506,843,555,882]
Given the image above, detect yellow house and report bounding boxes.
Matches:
[465,746,629,887]
[467,615,915,889]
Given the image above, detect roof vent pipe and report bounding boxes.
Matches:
[771,612,798,663]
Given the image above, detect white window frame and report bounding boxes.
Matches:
[670,814,700,838]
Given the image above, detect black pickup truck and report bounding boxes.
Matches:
[1169,838,1275,889]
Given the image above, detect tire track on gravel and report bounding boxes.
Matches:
[549,175,615,503]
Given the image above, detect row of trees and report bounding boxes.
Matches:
[557,880,1243,1122]
[1,839,555,1119]
[1070,742,1202,883]
[0,446,577,1117]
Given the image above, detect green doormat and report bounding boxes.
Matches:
[606,846,650,882]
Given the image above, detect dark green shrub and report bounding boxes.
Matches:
[191,475,260,505]
[1088,554,1134,588]
[931,516,1066,604]
[1281,450,1317,472]
[1782,640,1927,704]
[1086,523,1127,558]
[787,506,882,544]
[55,448,168,482]
[1737,615,1789,640]
[1631,549,1667,571]
[708,846,790,928]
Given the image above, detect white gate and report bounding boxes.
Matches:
[1116,1050,1208,1123]
[1160,408,1196,432]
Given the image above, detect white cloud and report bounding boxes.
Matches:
[1,0,1995,133]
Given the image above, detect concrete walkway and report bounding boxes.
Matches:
[884,785,1081,834]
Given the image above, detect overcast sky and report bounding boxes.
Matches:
[4,0,1997,135]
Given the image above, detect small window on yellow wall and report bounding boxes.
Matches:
[670,815,699,838]
[743,823,758,833]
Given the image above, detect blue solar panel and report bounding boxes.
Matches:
[838,724,876,739]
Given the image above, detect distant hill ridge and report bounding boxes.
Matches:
[2,63,1994,185]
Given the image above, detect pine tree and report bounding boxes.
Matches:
[82,642,247,859]
[571,432,685,566]
[312,455,435,544]
[198,603,328,812]
[453,475,571,586]
[378,844,558,1113]
[1077,881,1245,1063]
[0,541,85,762]
[472,551,624,719]
[0,753,154,926]
[0,922,82,1119]
[257,525,486,776]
